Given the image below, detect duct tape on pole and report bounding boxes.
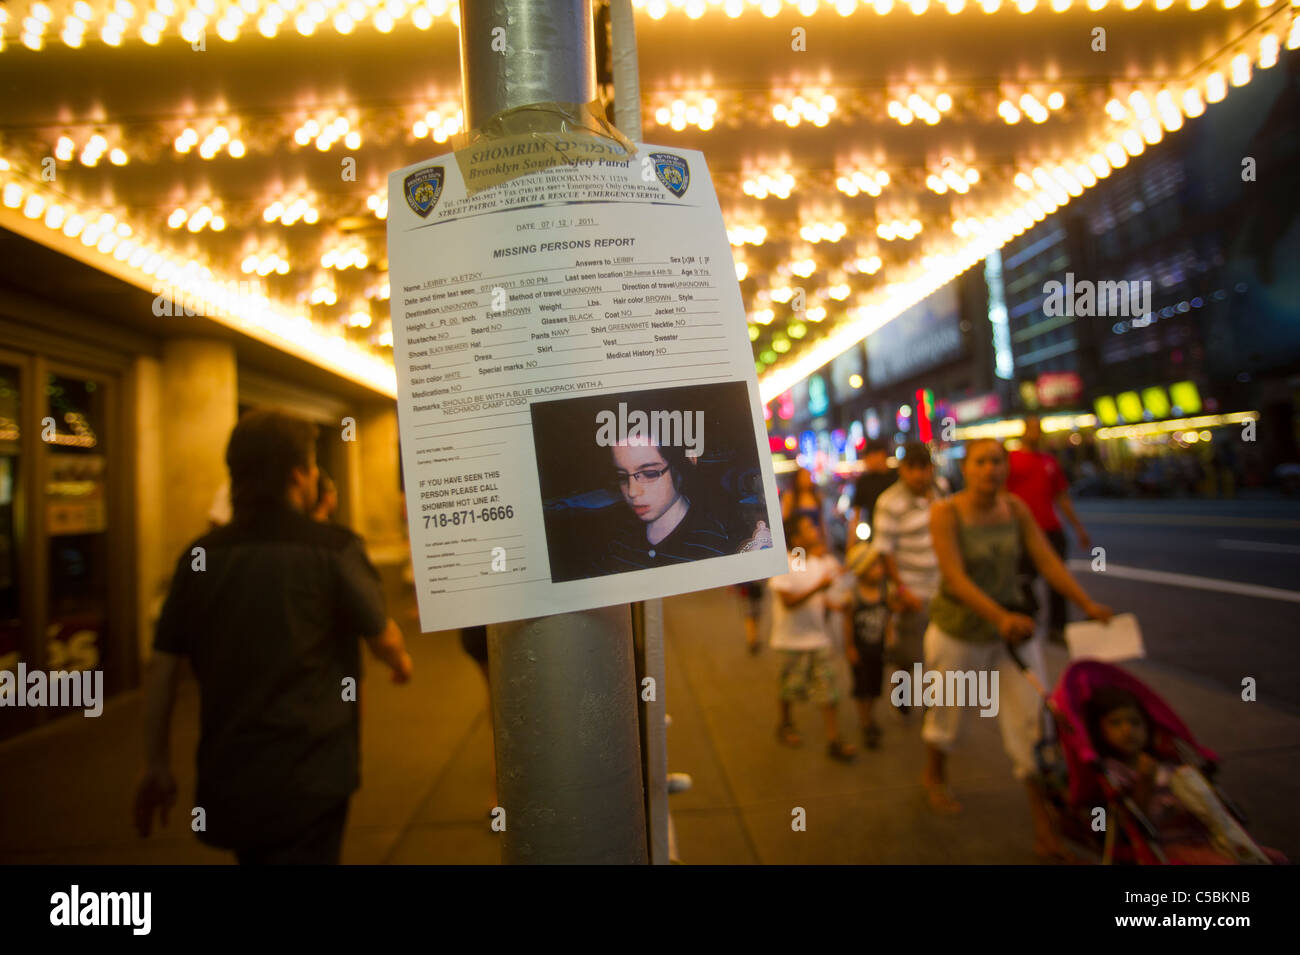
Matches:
[459,0,648,865]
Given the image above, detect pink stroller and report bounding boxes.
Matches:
[1029,659,1284,864]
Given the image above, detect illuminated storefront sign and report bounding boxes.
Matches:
[1036,371,1083,408]
[984,250,1015,381]
[1116,391,1144,423]
[951,392,1003,423]
[1170,380,1202,415]
[1096,380,1204,425]
[915,388,935,443]
[808,375,829,417]
[1096,411,1256,441]
[1141,386,1170,420]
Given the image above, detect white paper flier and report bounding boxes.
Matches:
[1065,612,1146,662]
[386,139,788,632]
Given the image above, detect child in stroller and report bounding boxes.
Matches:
[1045,660,1286,865]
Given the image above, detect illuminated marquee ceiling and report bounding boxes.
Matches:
[0,0,1295,399]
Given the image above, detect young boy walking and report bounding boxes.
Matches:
[769,514,857,762]
[843,542,902,749]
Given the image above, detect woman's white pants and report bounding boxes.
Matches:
[919,623,1047,781]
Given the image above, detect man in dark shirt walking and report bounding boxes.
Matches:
[134,409,413,863]
[849,438,896,544]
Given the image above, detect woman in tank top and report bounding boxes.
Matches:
[922,437,1113,861]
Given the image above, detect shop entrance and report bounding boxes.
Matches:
[0,347,126,740]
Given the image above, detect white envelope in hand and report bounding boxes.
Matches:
[1065,613,1144,661]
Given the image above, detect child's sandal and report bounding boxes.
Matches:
[776,723,803,747]
[827,738,858,762]
[923,778,963,815]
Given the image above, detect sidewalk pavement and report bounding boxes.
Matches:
[2,567,1297,864]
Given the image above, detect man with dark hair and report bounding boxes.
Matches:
[849,437,896,544]
[225,409,322,515]
[135,408,413,864]
[872,441,949,702]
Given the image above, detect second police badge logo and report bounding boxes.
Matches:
[404,166,446,217]
[650,152,690,198]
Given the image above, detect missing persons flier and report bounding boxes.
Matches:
[386,135,787,632]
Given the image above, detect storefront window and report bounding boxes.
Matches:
[45,373,109,678]
[0,364,20,675]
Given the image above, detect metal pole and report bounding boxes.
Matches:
[607,0,670,864]
[631,597,670,863]
[461,0,649,866]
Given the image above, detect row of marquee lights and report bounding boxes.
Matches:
[646,88,1070,132]
[28,81,1187,171]
[0,152,399,393]
[1,0,1289,52]
[0,0,467,51]
[732,43,1284,337]
[633,0,1288,14]
[732,214,925,244]
[12,79,1188,185]
[14,142,399,299]
[10,16,1296,262]
[720,52,1283,255]
[752,8,1299,397]
[8,123,918,381]
[18,51,1267,184]
[26,187,393,313]
[5,43,1294,394]
[712,29,1284,216]
[34,100,464,173]
[0,10,1294,396]
[16,2,1281,173]
[31,147,1017,263]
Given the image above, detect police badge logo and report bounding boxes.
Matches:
[404,166,445,217]
[650,152,690,198]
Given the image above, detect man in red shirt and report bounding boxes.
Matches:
[1006,414,1092,644]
